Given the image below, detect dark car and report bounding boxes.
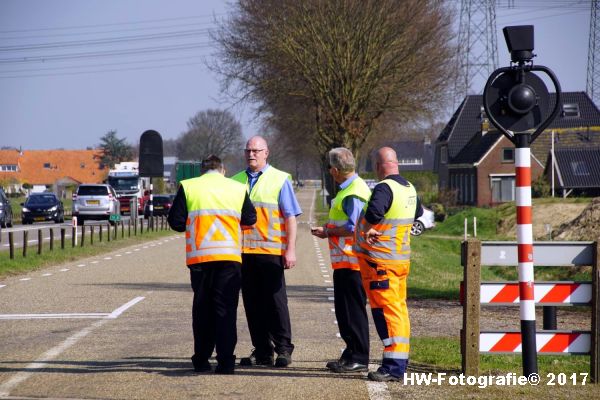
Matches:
[0,188,13,228]
[144,195,172,218]
[21,192,65,224]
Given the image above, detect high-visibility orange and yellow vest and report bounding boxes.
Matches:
[231,166,291,255]
[327,176,371,271]
[354,179,417,265]
[181,172,247,265]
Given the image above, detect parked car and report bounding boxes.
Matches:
[411,206,435,236]
[21,192,64,224]
[144,194,173,218]
[0,188,13,228]
[72,184,120,225]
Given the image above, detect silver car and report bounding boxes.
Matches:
[72,184,120,225]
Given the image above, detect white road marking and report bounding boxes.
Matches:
[367,364,391,400]
[0,313,110,320]
[60,269,69,272]
[324,280,332,283]
[0,285,5,289]
[91,261,99,264]
[327,296,334,301]
[115,254,122,257]
[326,288,334,291]
[323,274,330,278]
[41,273,52,277]
[19,278,31,281]
[336,333,341,338]
[0,296,144,397]
[103,257,112,260]
[77,264,85,267]
[125,251,132,254]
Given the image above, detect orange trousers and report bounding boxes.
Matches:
[359,258,410,377]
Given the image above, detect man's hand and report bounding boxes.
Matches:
[310,226,327,239]
[283,248,297,269]
[365,228,382,245]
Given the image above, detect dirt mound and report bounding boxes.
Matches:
[553,197,600,240]
[498,202,588,240]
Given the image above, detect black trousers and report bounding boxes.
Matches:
[190,261,241,367]
[333,268,370,364]
[241,253,294,356]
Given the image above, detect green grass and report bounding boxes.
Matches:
[412,337,591,376]
[0,226,176,277]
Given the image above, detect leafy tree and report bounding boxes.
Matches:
[99,130,134,168]
[176,109,244,161]
[215,0,456,159]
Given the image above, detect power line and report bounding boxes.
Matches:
[0,29,211,52]
[0,42,213,64]
[0,55,207,74]
[0,13,225,34]
[0,60,207,79]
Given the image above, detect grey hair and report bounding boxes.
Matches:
[328,147,355,174]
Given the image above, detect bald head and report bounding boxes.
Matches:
[375,146,399,180]
[244,135,270,171]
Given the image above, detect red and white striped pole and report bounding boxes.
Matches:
[515,133,538,376]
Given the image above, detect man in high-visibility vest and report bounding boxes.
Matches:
[232,135,302,368]
[354,147,422,382]
[168,155,256,375]
[311,147,371,373]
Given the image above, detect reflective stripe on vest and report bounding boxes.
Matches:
[182,173,246,265]
[231,166,290,255]
[327,176,371,270]
[354,179,417,265]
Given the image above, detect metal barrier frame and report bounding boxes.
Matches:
[461,239,600,382]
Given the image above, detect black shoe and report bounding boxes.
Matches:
[215,365,234,374]
[326,360,344,370]
[239,350,274,366]
[191,358,212,373]
[331,362,368,373]
[274,352,292,367]
[367,367,401,382]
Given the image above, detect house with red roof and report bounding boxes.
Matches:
[0,149,107,197]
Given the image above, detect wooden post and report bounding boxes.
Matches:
[591,240,600,383]
[128,219,131,237]
[134,218,137,236]
[90,226,95,245]
[80,224,85,247]
[107,224,111,242]
[9,232,14,259]
[121,221,124,238]
[61,228,65,249]
[49,229,54,251]
[140,218,144,234]
[461,238,481,376]
[72,227,76,247]
[23,230,28,257]
[37,229,42,255]
[99,225,103,242]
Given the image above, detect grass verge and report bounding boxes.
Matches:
[0,228,177,278]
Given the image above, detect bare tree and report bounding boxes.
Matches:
[176,109,244,161]
[215,0,457,160]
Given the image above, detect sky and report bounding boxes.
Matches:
[0,0,593,151]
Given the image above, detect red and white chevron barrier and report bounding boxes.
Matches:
[480,282,592,305]
[480,331,591,354]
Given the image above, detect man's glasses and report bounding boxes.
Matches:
[244,148,265,154]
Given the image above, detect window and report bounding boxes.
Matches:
[440,146,448,164]
[0,165,17,171]
[502,148,515,162]
[571,160,589,176]
[562,103,580,118]
[43,162,51,169]
[398,157,423,166]
[491,175,515,203]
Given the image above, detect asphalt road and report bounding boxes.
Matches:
[0,188,395,400]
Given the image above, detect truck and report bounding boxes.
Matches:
[175,161,202,187]
[106,162,149,216]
